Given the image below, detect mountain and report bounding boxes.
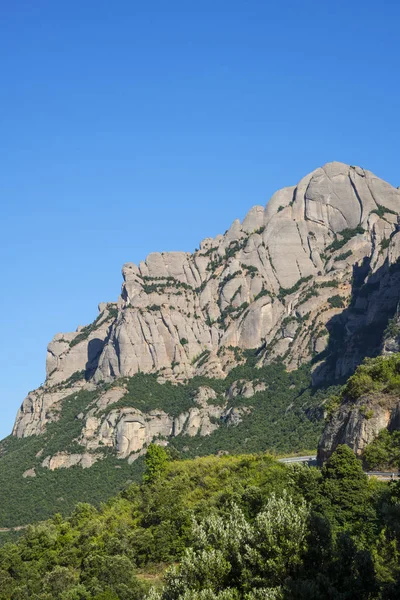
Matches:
[2,160,400,528]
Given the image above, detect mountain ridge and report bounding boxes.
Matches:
[14,161,400,443]
[2,160,400,527]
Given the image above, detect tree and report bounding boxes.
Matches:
[320,445,373,534]
[143,444,169,484]
[151,493,308,599]
[44,566,78,598]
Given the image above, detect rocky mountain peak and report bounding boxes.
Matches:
[13,163,400,468]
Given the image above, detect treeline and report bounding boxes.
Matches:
[0,445,400,599]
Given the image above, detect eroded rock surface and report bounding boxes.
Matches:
[41,452,100,470]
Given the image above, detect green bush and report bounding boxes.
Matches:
[278,275,313,300]
[336,250,352,261]
[318,280,339,288]
[327,295,345,309]
[380,237,390,250]
[384,317,400,340]
[326,226,364,253]
[362,429,400,469]
[371,204,397,218]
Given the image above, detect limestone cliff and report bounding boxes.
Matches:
[12,161,400,466]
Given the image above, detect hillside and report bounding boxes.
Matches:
[3,160,400,528]
[318,350,400,468]
[0,359,328,528]
[0,446,399,599]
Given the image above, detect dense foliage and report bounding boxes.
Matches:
[343,354,400,400]
[325,226,365,253]
[0,446,399,599]
[363,429,400,470]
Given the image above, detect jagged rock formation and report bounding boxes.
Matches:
[12,161,400,466]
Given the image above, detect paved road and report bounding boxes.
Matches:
[278,455,317,464]
[277,456,400,479]
[365,471,400,479]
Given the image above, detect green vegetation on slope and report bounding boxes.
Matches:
[363,429,400,470]
[0,446,399,599]
[0,432,144,528]
[0,357,333,528]
[342,353,400,400]
[0,387,145,527]
[109,360,333,458]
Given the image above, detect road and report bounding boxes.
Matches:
[278,455,317,464]
[277,456,400,479]
[365,471,400,479]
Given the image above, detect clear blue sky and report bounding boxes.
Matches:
[1,1,399,439]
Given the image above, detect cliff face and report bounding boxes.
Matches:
[12,161,400,465]
[318,393,400,464]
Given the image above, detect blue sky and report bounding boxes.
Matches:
[1,1,399,438]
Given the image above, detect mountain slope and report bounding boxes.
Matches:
[3,160,400,527]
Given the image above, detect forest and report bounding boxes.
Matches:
[0,445,399,599]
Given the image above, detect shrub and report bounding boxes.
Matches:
[326,226,364,253]
[363,429,400,469]
[336,250,352,261]
[143,444,169,484]
[384,317,400,340]
[254,288,269,301]
[278,275,313,300]
[327,295,345,309]
[318,280,339,288]
[380,238,390,250]
[371,204,397,218]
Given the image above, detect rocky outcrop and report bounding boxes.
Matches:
[36,385,252,468]
[12,162,400,461]
[13,382,89,438]
[318,393,400,464]
[22,468,36,478]
[226,380,266,399]
[46,303,117,386]
[41,452,100,470]
[79,384,251,461]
